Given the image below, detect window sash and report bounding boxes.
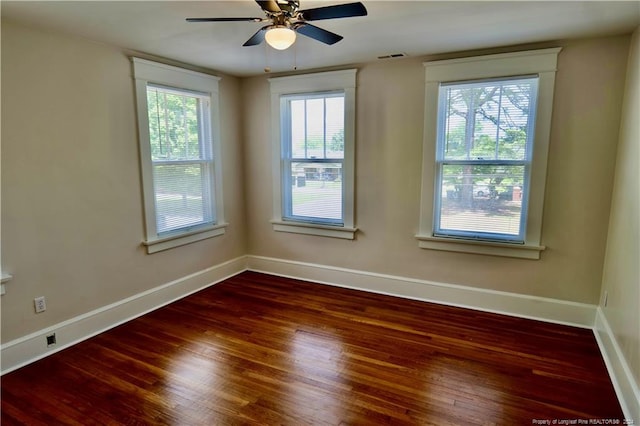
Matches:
[281,91,345,226]
[282,158,344,225]
[152,162,215,235]
[433,76,539,242]
[281,92,345,160]
[433,161,531,242]
[147,85,212,163]
[436,77,539,163]
[145,84,216,235]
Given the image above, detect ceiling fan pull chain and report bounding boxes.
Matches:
[293,41,298,71]
[264,42,271,73]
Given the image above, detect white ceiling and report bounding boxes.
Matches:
[3,1,639,77]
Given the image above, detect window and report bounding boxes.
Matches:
[417,48,561,259]
[434,77,538,242]
[269,70,357,239]
[133,58,226,253]
[282,92,345,225]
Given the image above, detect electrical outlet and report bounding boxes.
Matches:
[34,296,46,313]
[46,333,56,347]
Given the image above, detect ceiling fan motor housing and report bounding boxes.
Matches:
[271,0,300,19]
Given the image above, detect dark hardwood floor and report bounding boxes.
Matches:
[1,271,624,425]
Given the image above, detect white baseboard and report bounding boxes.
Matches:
[594,307,640,423]
[0,254,605,375]
[1,256,248,375]
[246,255,597,328]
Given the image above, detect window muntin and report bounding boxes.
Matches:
[146,85,215,235]
[434,77,539,243]
[281,92,345,225]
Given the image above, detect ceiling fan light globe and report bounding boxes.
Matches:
[265,27,296,50]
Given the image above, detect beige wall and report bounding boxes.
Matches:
[1,20,247,343]
[243,35,631,304]
[601,27,640,385]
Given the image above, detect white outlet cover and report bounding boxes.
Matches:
[34,296,46,313]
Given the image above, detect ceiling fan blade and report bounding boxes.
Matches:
[243,26,269,46]
[299,2,367,21]
[186,17,263,23]
[294,23,343,45]
[255,0,282,13]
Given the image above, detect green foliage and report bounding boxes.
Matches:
[301,130,344,158]
[443,81,532,161]
[305,135,324,155]
[445,126,527,161]
[330,129,344,152]
[443,126,466,158]
[442,164,524,194]
[147,88,202,161]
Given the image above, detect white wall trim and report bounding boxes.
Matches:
[132,57,226,250]
[419,48,561,255]
[416,235,545,259]
[246,255,596,328]
[1,256,248,375]
[594,307,640,423]
[268,69,357,234]
[271,220,357,240]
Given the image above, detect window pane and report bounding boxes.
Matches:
[147,86,204,161]
[437,164,525,238]
[306,98,325,158]
[288,162,343,223]
[291,99,306,158]
[325,96,344,159]
[283,91,346,226]
[153,164,212,233]
[287,94,345,160]
[441,78,537,161]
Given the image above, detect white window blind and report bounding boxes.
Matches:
[146,84,215,235]
[434,77,539,242]
[282,92,345,225]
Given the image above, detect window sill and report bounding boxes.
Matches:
[1,273,12,296]
[271,220,357,240]
[415,234,545,259]
[143,223,228,254]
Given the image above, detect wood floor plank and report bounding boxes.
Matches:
[1,271,625,425]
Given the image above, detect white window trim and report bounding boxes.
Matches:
[269,69,357,240]
[416,48,562,259]
[132,58,227,253]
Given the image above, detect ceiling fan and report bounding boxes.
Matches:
[186,0,367,50]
